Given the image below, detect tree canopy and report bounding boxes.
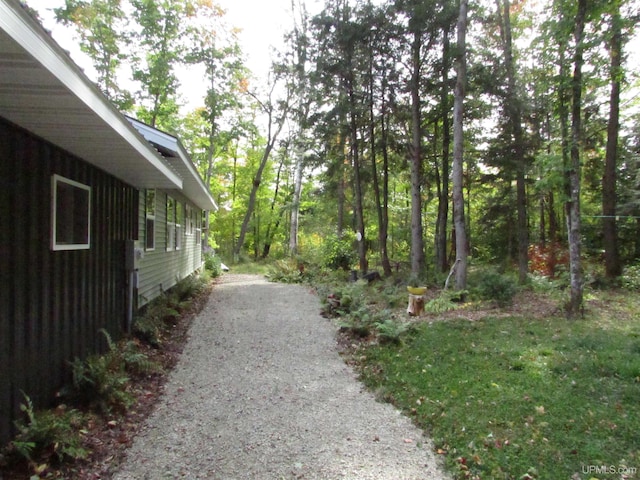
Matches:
[41,0,640,314]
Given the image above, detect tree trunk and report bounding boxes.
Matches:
[539,193,546,247]
[263,158,285,258]
[337,134,346,238]
[452,0,469,290]
[498,0,528,284]
[435,24,451,275]
[348,77,368,273]
[231,151,238,260]
[603,8,622,278]
[369,49,391,277]
[548,191,558,242]
[203,72,217,251]
[566,0,587,318]
[636,218,640,260]
[289,154,304,255]
[379,79,392,277]
[409,29,425,277]
[545,113,559,243]
[234,104,287,258]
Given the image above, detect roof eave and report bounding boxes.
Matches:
[0,0,181,190]
[126,117,218,211]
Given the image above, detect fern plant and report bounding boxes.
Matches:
[65,330,133,413]
[9,392,87,464]
[375,318,412,345]
[424,292,460,313]
[267,259,304,284]
[117,338,159,376]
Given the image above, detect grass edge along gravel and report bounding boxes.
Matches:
[353,301,640,479]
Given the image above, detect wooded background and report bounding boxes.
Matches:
[37,0,640,317]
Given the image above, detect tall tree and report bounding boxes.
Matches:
[183,0,246,248]
[54,0,131,110]
[286,0,313,256]
[497,0,529,284]
[406,3,427,277]
[234,79,293,259]
[566,0,587,317]
[435,17,452,274]
[452,0,469,290]
[130,0,185,129]
[602,2,623,278]
[368,7,393,277]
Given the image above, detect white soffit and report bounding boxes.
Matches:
[0,0,181,189]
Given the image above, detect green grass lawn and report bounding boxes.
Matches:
[356,292,640,479]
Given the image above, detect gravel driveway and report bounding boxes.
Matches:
[114,274,449,480]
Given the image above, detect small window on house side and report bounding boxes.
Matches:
[51,174,91,251]
[145,189,156,251]
[175,201,184,250]
[185,205,193,235]
[167,196,176,251]
[197,210,204,245]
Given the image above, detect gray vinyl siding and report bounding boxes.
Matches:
[137,189,203,307]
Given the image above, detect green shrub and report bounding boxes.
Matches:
[472,269,517,307]
[204,253,223,277]
[133,293,179,348]
[133,274,209,347]
[321,282,367,317]
[171,273,208,303]
[375,317,413,345]
[337,304,379,338]
[133,312,162,348]
[321,235,357,271]
[9,393,88,464]
[621,263,640,290]
[117,338,159,377]
[267,259,304,284]
[424,291,460,313]
[68,355,132,414]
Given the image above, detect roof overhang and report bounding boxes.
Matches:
[0,0,181,190]
[127,117,218,211]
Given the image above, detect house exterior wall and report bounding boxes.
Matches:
[0,117,138,444]
[137,188,203,307]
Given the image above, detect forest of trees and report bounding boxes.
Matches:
[35,0,640,317]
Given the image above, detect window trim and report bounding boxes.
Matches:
[166,195,176,251]
[175,201,183,250]
[51,174,91,251]
[196,210,204,245]
[185,204,193,236]
[145,189,156,251]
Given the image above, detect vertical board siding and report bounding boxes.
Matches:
[137,190,203,307]
[0,118,137,444]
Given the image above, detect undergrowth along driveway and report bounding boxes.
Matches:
[354,298,640,479]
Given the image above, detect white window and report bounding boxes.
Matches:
[145,189,156,251]
[175,201,183,250]
[51,174,91,251]
[166,195,176,251]
[185,204,193,236]
[196,210,202,245]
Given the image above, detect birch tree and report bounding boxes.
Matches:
[452,0,469,290]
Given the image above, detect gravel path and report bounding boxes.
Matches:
[113,274,449,480]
